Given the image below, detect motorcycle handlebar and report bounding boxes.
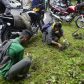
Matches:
[0,15,13,20]
[50,11,62,22]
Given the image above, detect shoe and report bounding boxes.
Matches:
[24,73,31,79]
[18,73,31,79]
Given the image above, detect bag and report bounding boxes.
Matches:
[0,40,12,63]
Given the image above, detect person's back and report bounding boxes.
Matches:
[42,22,52,43]
[13,11,41,32]
[0,38,24,78]
[13,12,31,30]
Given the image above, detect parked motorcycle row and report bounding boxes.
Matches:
[49,0,84,28]
[0,3,45,42]
[0,0,84,42]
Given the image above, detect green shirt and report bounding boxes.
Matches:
[0,38,24,78]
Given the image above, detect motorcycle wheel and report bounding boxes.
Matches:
[75,15,84,28]
[1,27,19,42]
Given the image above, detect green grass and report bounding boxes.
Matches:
[0,22,84,84]
[0,1,84,84]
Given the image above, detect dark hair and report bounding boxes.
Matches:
[54,22,62,29]
[21,29,33,37]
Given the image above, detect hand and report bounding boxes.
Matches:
[63,39,67,43]
[57,43,63,48]
[27,53,32,56]
[63,39,69,45]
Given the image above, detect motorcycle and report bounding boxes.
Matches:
[49,4,77,22]
[0,11,42,42]
[75,2,84,28]
[0,4,45,42]
[76,14,84,28]
[49,2,84,27]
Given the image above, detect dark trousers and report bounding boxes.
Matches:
[6,58,32,80]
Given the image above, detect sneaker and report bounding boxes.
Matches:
[19,73,31,78]
[24,74,31,79]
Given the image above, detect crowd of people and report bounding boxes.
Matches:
[0,0,84,81]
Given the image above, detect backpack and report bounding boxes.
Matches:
[0,40,12,63]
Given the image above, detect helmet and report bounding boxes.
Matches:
[52,22,62,29]
[33,8,40,12]
[52,22,56,29]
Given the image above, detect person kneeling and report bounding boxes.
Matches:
[42,22,64,49]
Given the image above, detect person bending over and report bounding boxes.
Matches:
[42,22,65,49]
[0,29,33,80]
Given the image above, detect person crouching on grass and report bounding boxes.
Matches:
[42,22,65,49]
[0,29,33,80]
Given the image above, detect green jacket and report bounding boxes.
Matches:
[0,38,24,78]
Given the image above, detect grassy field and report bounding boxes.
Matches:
[0,21,84,84]
[25,22,84,84]
[0,0,84,84]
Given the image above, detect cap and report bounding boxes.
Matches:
[33,8,40,12]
